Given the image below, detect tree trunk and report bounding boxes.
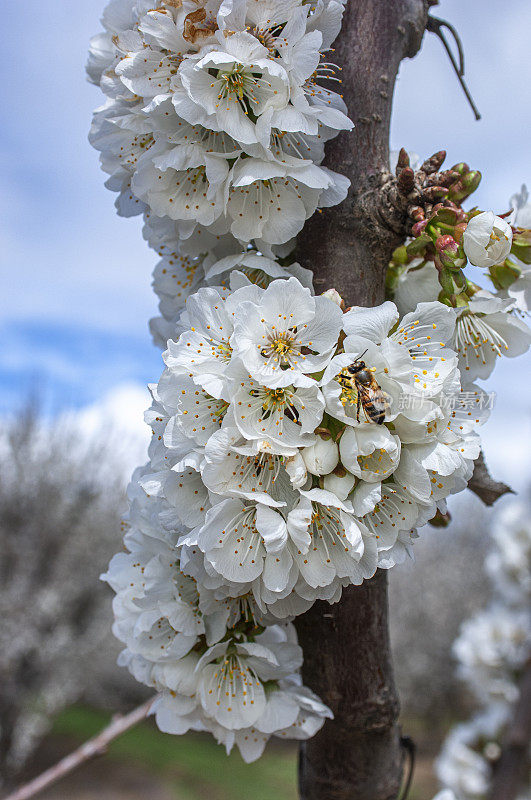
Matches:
[487,659,531,800]
[295,2,429,799]
[296,573,401,800]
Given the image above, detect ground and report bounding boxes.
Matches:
[17,707,440,799]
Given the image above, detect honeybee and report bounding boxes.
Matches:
[337,351,390,425]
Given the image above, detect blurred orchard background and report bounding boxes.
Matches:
[1,1,530,797]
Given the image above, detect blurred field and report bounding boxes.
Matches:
[19,707,440,800]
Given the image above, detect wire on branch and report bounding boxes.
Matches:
[427,14,481,120]
[2,699,155,800]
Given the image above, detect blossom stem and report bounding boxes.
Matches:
[3,699,155,800]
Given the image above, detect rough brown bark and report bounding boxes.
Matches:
[297,0,429,305]
[296,573,401,800]
[295,2,429,799]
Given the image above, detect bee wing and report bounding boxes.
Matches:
[371,388,391,411]
[358,384,390,411]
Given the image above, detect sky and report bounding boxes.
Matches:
[1,0,530,488]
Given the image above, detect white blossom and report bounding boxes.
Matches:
[390,263,531,380]
[205,250,314,292]
[321,301,458,427]
[163,284,261,399]
[228,365,325,453]
[436,709,508,800]
[506,264,531,314]
[509,184,531,228]
[88,0,353,257]
[486,501,531,605]
[392,258,441,317]
[231,277,343,388]
[453,606,530,706]
[103,472,332,761]
[454,290,531,380]
[339,425,401,483]
[463,211,513,268]
[322,469,356,501]
[201,427,298,507]
[301,437,339,476]
[505,185,531,312]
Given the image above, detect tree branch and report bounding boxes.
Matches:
[487,658,531,800]
[2,699,155,800]
[294,2,429,799]
[468,450,514,507]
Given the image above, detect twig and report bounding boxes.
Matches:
[398,736,416,800]
[468,450,514,506]
[427,15,481,120]
[2,698,156,800]
[487,658,531,800]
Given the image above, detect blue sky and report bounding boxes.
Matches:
[1,0,530,485]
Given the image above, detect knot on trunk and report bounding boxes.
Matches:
[377,148,482,239]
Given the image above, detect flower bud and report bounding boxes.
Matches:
[397,166,415,195]
[323,470,356,501]
[391,245,409,265]
[421,150,446,174]
[453,293,469,308]
[435,234,455,251]
[452,221,468,243]
[451,162,470,176]
[463,211,513,267]
[438,267,466,301]
[424,185,447,203]
[301,438,339,476]
[435,235,466,271]
[407,231,431,255]
[448,171,482,203]
[438,290,468,308]
[321,288,344,308]
[432,206,460,226]
[411,220,428,237]
[438,269,455,296]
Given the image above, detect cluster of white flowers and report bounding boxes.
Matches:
[88,0,352,344]
[89,0,353,759]
[102,275,490,756]
[103,471,332,762]
[436,500,531,800]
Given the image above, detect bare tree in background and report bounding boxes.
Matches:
[0,403,127,785]
[390,498,491,722]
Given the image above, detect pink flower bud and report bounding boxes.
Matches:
[412,220,428,237]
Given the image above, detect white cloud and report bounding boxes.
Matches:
[63,383,151,480]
